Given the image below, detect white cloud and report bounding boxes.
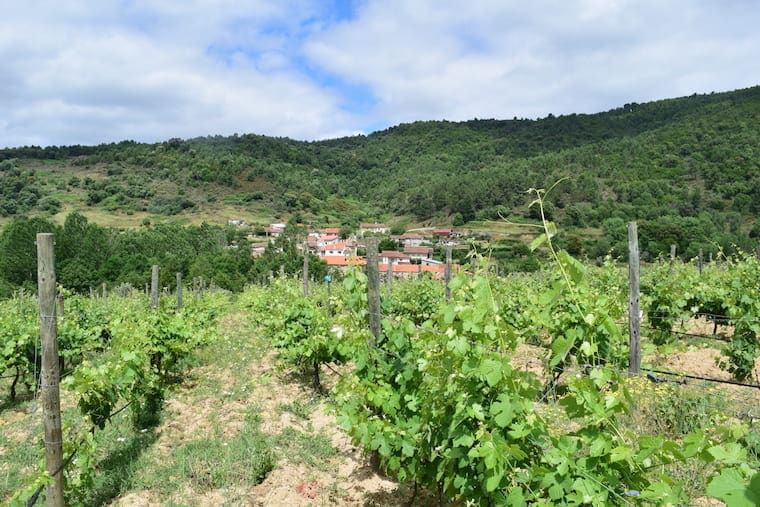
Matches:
[1,0,759,147]
[305,0,760,122]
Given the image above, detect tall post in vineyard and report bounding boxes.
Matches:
[669,244,676,275]
[302,242,309,298]
[36,233,64,507]
[102,282,107,300]
[698,249,703,276]
[627,222,641,375]
[386,261,393,294]
[444,245,452,300]
[151,265,159,309]
[176,272,183,312]
[366,237,381,346]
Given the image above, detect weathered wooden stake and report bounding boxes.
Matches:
[302,244,309,298]
[176,272,183,312]
[366,237,381,346]
[627,222,641,375]
[444,245,452,300]
[36,233,64,507]
[151,265,159,309]
[102,282,107,299]
[698,248,703,275]
[669,244,676,275]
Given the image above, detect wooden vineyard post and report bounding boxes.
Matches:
[176,272,183,312]
[151,265,159,309]
[36,233,65,507]
[302,243,309,298]
[366,237,381,347]
[200,277,206,299]
[698,248,703,275]
[386,261,393,294]
[102,282,107,300]
[669,244,676,275]
[444,245,452,300]
[627,222,641,375]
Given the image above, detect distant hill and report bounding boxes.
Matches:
[2,85,760,260]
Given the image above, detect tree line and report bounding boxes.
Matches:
[0,212,326,298]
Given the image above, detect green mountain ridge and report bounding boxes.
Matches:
[2,85,760,261]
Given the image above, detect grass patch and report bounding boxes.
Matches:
[272,427,337,471]
[277,397,319,420]
[148,407,275,497]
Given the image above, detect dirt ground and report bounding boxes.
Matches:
[110,331,437,506]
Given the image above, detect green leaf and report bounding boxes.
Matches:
[485,469,503,492]
[610,445,634,463]
[453,434,475,448]
[506,487,526,507]
[550,334,574,366]
[490,394,515,428]
[708,443,747,465]
[706,468,760,507]
[479,358,503,387]
[530,233,547,252]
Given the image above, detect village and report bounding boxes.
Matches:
[239,220,467,279]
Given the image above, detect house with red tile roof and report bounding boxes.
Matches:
[319,242,356,257]
[380,250,409,264]
[360,223,389,235]
[404,245,433,260]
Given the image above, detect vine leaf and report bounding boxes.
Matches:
[706,469,760,507]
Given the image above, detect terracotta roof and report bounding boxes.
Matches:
[320,227,340,234]
[320,242,353,251]
[404,246,433,254]
[381,250,409,259]
[319,235,339,242]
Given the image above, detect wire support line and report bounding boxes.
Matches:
[638,325,732,343]
[642,368,760,390]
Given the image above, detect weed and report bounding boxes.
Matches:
[272,427,337,470]
[278,397,317,420]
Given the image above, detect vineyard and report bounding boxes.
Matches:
[1,238,759,505]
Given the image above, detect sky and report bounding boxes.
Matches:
[2,0,760,148]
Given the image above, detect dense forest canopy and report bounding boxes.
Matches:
[1,85,759,290]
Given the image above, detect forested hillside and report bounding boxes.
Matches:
[2,85,760,262]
